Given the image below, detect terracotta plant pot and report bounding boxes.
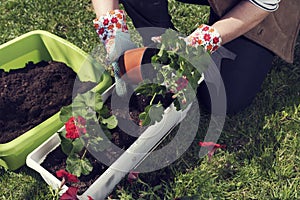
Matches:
[117,47,159,84]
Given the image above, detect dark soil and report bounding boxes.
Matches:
[0,61,97,143]
[41,91,175,195]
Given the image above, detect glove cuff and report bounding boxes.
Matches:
[93,9,128,45]
[186,24,222,53]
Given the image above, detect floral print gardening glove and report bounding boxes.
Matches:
[93,9,136,96]
[93,9,136,62]
[186,24,237,92]
[185,24,222,54]
[152,24,222,54]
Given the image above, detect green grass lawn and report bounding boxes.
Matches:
[1,0,299,199]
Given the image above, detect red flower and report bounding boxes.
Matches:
[111,17,118,23]
[176,76,188,91]
[76,116,86,126]
[103,18,109,26]
[107,24,114,30]
[116,22,122,29]
[203,33,211,41]
[56,169,79,183]
[97,27,105,35]
[93,23,99,30]
[206,44,213,52]
[212,45,219,52]
[198,142,226,161]
[127,171,139,183]
[122,24,128,32]
[202,26,210,31]
[212,37,220,44]
[191,37,198,46]
[60,187,78,200]
[65,116,87,139]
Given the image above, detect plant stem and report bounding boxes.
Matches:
[149,93,157,105]
[81,149,88,160]
[81,143,89,160]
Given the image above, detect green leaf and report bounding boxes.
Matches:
[135,83,162,97]
[89,135,110,152]
[85,111,98,120]
[70,100,86,109]
[139,104,164,126]
[101,115,118,129]
[66,155,93,177]
[94,92,104,112]
[59,105,72,123]
[153,185,162,192]
[66,155,82,177]
[102,128,113,140]
[58,131,73,156]
[71,138,84,154]
[141,113,152,126]
[148,104,164,124]
[139,112,147,120]
[84,124,112,152]
[80,157,93,176]
[139,111,150,126]
[61,138,73,156]
[157,44,165,57]
[139,104,152,126]
[73,91,101,111]
[98,105,110,118]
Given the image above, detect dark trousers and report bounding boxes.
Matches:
[120,0,274,114]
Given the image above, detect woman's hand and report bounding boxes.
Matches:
[93,9,136,96]
[151,24,222,54]
[185,24,222,54]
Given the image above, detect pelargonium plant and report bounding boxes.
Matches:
[136,29,210,126]
[54,90,118,198]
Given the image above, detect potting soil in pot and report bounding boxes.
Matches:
[0,60,97,144]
